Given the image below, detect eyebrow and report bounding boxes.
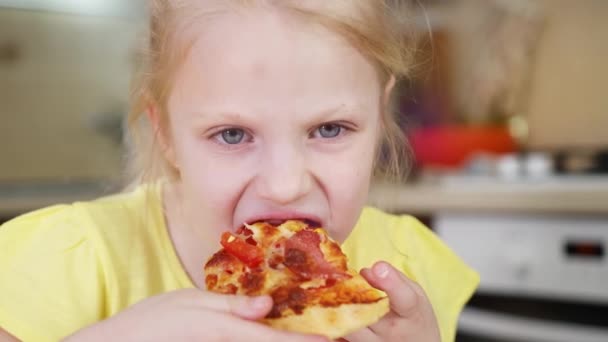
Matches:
[188,103,368,124]
[188,110,248,124]
[309,104,369,122]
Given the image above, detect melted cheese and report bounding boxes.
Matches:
[299,278,327,289]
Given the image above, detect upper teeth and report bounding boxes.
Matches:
[266,219,286,225]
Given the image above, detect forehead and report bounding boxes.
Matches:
[167,6,381,116]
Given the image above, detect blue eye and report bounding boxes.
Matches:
[316,124,342,138]
[220,128,245,144]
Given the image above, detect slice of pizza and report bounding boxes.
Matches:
[204,220,389,339]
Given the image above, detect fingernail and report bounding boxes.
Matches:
[249,296,269,310]
[374,262,390,279]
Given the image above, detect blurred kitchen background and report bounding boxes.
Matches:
[0,0,607,341]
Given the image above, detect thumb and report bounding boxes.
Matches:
[193,290,273,320]
[233,295,274,320]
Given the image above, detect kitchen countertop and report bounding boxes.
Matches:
[368,175,608,216]
[2,176,608,218]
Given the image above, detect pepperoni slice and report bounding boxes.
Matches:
[283,230,344,279]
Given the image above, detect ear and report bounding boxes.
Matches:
[383,75,396,107]
[146,104,179,170]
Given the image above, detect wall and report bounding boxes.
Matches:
[526,0,608,150]
[437,0,608,150]
[0,9,140,182]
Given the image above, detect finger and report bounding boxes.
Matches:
[214,313,330,342]
[186,289,273,320]
[368,300,442,342]
[361,262,422,318]
[340,327,379,342]
[367,311,401,336]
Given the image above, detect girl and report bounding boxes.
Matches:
[0,1,478,341]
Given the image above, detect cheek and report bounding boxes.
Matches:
[172,136,254,209]
[321,134,377,241]
[329,173,372,242]
[336,129,377,187]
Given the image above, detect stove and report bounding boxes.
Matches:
[434,176,608,342]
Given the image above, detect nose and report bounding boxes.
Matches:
[255,142,312,205]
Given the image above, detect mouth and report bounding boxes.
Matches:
[244,214,323,229]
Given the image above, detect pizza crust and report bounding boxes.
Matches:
[262,297,390,339]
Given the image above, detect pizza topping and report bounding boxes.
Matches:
[239,269,266,294]
[299,278,327,289]
[224,283,238,294]
[268,253,284,269]
[284,230,345,279]
[284,248,308,273]
[265,277,383,318]
[221,232,264,268]
[260,223,280,237]
[314,280,382,307]
[205,274,218,289]
[267,285,308,319]
[325,278,337,287]
[205,249,242,269]
[238,226,254,236]
[321,240,349,270]
[205,274,240,295]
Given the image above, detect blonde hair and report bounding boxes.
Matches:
[125,0,417,188]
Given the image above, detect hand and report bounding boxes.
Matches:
[64,289,327,342]
[341,262,441,342]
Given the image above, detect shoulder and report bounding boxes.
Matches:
[346,206,474,274]
[1,204,92,257]
[1,183,163,279]
[76,183,159,228]
[351,206,427,238]
[1,183,156,250]
[343,207,429,266]
[344,206,479,342]
[0,185,153,274]
[0,184,161,341]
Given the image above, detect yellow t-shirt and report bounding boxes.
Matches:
[0,183,478,342]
